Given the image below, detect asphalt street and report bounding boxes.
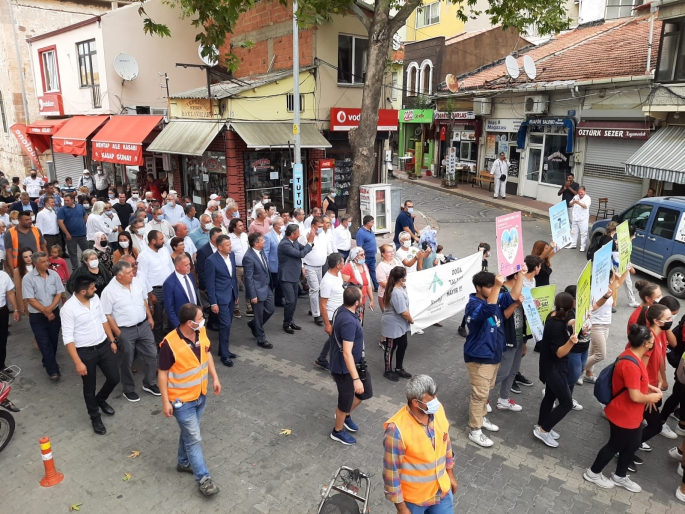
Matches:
[2,180,683,514]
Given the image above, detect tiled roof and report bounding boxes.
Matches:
[458,17,659,91]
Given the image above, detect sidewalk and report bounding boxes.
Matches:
[392,170,553,219]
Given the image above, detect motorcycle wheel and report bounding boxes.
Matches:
[0,410,16,452]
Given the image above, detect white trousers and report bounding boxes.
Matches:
[494,176,507,197]
[624,268,636,303]
[304,264,322,317]
[571,219,588,248]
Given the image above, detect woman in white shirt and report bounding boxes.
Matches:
[86,201,112,246]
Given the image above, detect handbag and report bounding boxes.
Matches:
[499,174,507,181]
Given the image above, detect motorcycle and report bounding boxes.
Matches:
[0,365,20,453]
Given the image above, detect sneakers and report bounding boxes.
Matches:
[468,429,493,448]
[534,425,560,440]
[633,455,644,465]
[583,374,597,384]
[314,359,330,371]
[414,329,424,335]
[143,384,161,396]
[497,398,522,412]
[515,372,533,387]
[199,476,220,496]
[486,401,492,413]
[661,423,678,439]
[124,391,140,402]
[669,447,683,460]
[678,463,683,477]
[395,369,412,379]
[343,416,358,433]
[384,371,399,382]
[576,377,583,386]
[611,474,641,493]
[572,399,583,411]
[457,326,468,338]
[675,424,685,437]
[583,469,615,489]
[533,426,559,448]
[677,485,685,503]
[640,442,651,452]
[672,407,681,421]
[629,301,640,308]
[330,428,356,445]
[233,309,241,318]
[481,417,499,432]
[579,247,586,252]
[510,382,522,394]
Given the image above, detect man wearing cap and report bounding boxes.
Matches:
[209,193,222,204]
[78,170,95,195]
[162,192,184,225]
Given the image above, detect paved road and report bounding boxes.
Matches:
[2,181,683,513]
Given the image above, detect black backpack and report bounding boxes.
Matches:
[586,237,601,261]
[667,315,685,369]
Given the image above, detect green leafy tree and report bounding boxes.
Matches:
[139,0,569,225]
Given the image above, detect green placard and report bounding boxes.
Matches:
[525,285,556,336]
[616,221,631,275]
[576,261,593,335]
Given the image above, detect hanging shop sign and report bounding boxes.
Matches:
[330,108,398,131]
[37,94,64,117]
[400,109,434,124]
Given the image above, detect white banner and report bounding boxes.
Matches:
[406,251,482,334]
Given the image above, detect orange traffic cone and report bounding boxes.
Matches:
[39,437,64,487]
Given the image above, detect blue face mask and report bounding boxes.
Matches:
[316,227,323,235]
[418,398,440,415]
[233,211,240,218]
[105,210,113,216]
[407,207,414,214]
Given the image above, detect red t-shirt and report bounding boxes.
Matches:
[626,306,643,333]
[624,329,667,387]
[605,349,649,429]
[342,262,369,298]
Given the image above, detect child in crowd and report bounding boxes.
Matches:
[49,245,70,286]
[459,242,492,337]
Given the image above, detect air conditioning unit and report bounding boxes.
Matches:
[524,95,548,114]
[473,97,492,115]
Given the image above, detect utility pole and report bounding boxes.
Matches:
[292,0,303,210]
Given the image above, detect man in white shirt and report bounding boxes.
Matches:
[146,207,175,242]
[569,186,592,251]
[162,192,184,225]
[35,196,61,251]
[314,253,345,370]
[128,220,147,254]
[0,202,9,226]
[102,202,121,249]
[302,216,328,325]
[396,231,430,274]
[61,275,119,435]
[127,188,142,210]
[222,200,239,229]
[490,152,509,199]
[23,171,43,200]
[101,260,157,403]
[333,215,352,261]
[0,268,20,372]
[322,216,335,260]
[304,207,321,231]
[250,191,270,220]
[228,217,251,317]
[166,222,198,261]
[293,208,306,235]
[137,230,174,343]
[204,200,220,217]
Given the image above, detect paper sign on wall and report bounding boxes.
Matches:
[496,212,524,276]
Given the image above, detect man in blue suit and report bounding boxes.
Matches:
[162,253,201,329]
[278,223,314,334]
[243,233,274,349]
[196,227,223,291]
[263,217,284,307]
[205,235,239,367]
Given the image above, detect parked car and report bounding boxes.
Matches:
[590,197,685,298]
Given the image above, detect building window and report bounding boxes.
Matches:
[406,63,419,97]
[77,39,99,87]
[391,72,398,100]
[419,59,433,95]
[605,0,643,20]
[337,35,368,84]
[656,19,685,83]
[39,47,60,93]
[286,93,304,112]
[416,2,440,29]
[0,92,7,133]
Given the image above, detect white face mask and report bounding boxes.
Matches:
[418,398,441,415]
[132,194,139,199]
[402,240,411,249]
[191,318,205,331]
[204,223,213,231]
[11,220,18,225]
[654,295,663,304]
[119,242,129,249]
[26,264,33,272]
[88,259,99,269]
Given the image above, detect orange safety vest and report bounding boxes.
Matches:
[9,226,41,267]
[384,405,451,505]
[163,328,209,402]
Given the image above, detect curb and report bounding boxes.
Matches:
[393,176,550,220]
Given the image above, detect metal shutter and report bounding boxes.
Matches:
[582,138,645,215]
[51,152,85,185]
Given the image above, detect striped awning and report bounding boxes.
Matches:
[625,126,685,184]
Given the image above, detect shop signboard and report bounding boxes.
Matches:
[400,109,434,124]
[93,141,144,166]
[293,163,304,209]
[434,111,475,121]
[576,127,649,140]
[485,119,522,133]
[38,94,64,117]
[330,108,398,131]
[177,99,213,119]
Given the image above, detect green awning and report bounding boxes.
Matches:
[230,121,331,149]
[146,120,223,156]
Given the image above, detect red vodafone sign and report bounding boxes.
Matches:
[330,108,398,132]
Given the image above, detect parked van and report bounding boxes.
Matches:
[590,197,685,298]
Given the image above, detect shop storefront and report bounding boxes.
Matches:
[625,125,685,196]
[398,109,435,175]
[483,118,523,196]
[517,117,575,203]
[434,111,478,178]
[50,115,110,184]
[576,121,650,214]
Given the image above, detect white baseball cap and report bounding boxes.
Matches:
[210,194,222,201]
[82,169,91,174]
[168,190,178,196]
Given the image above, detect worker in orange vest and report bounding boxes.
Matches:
[158,303,221,497]
[383,375,458,514]
[4,210,46,276]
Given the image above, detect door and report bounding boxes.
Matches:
[643,207,680,275]
[522,147,542,198]
[619,203,655,267]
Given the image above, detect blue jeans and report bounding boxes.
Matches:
[406,490,453,514]
[29,312,62,377]
[365,255,378,289]
[174,394,209,483]
[567,349,588,393]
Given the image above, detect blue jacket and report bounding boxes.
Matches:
[263,229,280,274]
[205,251,239,306]
[162,272,200,329]
[243,247,271,301]
[355,227,376,256]
[464,292,514,364]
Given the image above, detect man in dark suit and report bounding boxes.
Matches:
[196,227,223,291]
[205,235,239,367]
[10,192,39,216]
[263,217,284,307]
[162,253,201,329]
[278,223,314,334]
[243,233,274,349]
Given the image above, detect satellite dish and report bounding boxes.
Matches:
[113,53,139,81]
[198,45,218,67]
[523,55,537,80]
[445,74,459,93]
[505,55,520,79]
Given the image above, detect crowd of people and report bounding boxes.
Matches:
[0,169,684,509]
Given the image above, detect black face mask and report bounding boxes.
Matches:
[661,320,673,331]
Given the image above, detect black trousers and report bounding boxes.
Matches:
[76,341,120,421]
[641,399,664,443]
[590,421,642,478]
[384,333,408,372]
[538,366,573,432]
[0,306,9,368]
[662,380,685,424]
[281,281,299,327]
[151,286,165,344]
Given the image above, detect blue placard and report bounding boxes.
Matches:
[293,163,304,209]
